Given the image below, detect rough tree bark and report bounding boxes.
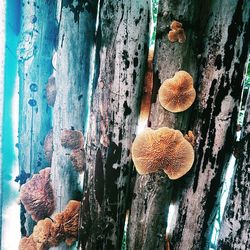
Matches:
[79,1,150,249]
[127,0,250,250]
[17,0,57,235]
[50,1,98,249]
[218,94,250,249]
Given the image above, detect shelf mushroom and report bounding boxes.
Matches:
[46,75,57,107]
[159,71,196,113]
[131,127,194,179]
[20,168,55,222]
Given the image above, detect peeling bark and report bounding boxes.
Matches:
[80,1,150,249]
[218,96,250,249]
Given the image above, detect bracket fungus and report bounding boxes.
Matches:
[45,75,57,107]
[20,168,55,222]
[43,129,53,163]
[168,20,186,43]
[159,71,196,113]
[61,129,84,149]
[131,127,194,179]
[19,235,36,250]
[70,148,86,172]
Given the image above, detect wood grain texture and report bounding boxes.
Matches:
[218,96,250,249]
[79,1,150,249]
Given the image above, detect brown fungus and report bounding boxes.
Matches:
[61,129,84,149]
[20,168,55,222]
[45,75,57,107]
[52,200,81,246]
[43,129,53,163]
[19,235,36,250]
[168,20,186,43]
[132,127,194,179]
[70,148,86,173]
[159,71,196,113]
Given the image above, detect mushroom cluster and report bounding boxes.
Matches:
[20,168,55,222]
[132,127,194,179]
[18,200,81,250]
[159,71,196,113]
[168,20,186,43]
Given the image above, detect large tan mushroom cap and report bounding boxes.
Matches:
[20,168,55,222]
[19,235,36,250]
[61,129,84,149]
[159,71,196,112]
[132,127,194,179]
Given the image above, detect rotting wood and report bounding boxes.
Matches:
[50,1,98,249]
[218,94,250,249]
[127,0,206,248]
[79,1,151,249]
[127,0,250,250]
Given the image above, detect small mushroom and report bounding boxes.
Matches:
[61,129,84,149]
[132,127,194,179]
[159,71,196,113]
[70,148,86,172]
[20,168,55,222]
[168,20,186,43]
[46,75,57,107]
[44,129,53,163]
[19,235,36,250]
[184,130,195,147]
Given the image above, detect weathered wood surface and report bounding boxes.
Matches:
[127,0,206,248]
[50,1,98,249]
[17,0,57,235]
[18,0,56,175]
[127,0,250,249]
[218,95,250,249]
[79,1,150,249]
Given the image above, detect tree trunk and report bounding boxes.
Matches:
[79,1,150,249]
[127,0,250,250]
[218,94,250,249]
[50,1,98,249]
[17,0,57,235]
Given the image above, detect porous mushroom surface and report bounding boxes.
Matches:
[45,75,57,107]
[132,127,194,179]
[61,129,84,149]
[20,168,55,222]
[159,71,196,113]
